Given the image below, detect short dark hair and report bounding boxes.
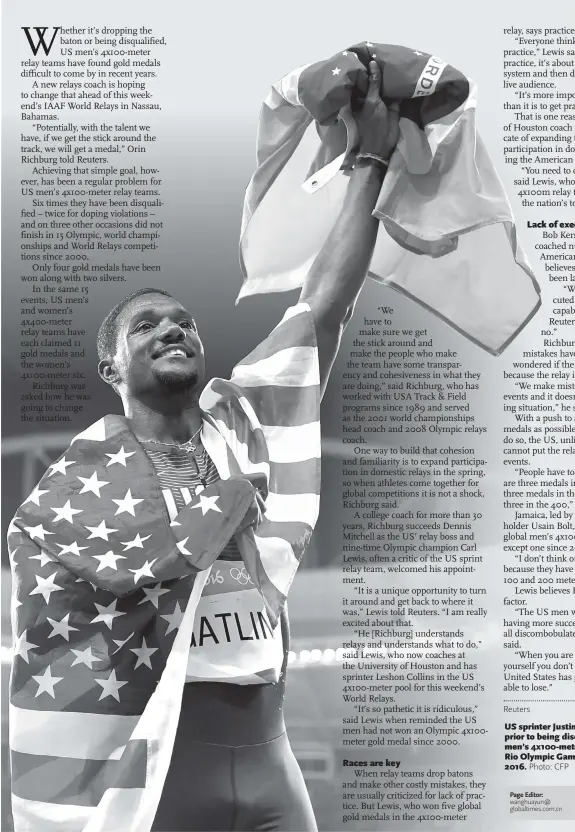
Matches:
[97,287,174,360]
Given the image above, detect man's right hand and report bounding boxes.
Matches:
[229,473,266,531]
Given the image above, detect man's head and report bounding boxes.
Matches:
[97,288,206,406]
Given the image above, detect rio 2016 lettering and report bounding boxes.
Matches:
[204,567,253,587]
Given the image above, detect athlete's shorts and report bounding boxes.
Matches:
[152,678,317,832]
[152,731,317,832]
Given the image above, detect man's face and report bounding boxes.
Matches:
[105,293,206,399]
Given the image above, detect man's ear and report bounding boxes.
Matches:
[98,358,120,387]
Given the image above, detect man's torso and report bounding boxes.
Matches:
[143,438,284,685]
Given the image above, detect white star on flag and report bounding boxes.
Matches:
[70,646,102,669]
[121,533,152,551]
[30,572,64,603]
[85,520,118,541]
[30,551,54,568]
[191,494,222,516]
[15,630,38,663]
[77,471,110,497]
[91,599,126,630]
[106,446,136,467]
[176,537,191,556]
[23,486,49,506]
[138,585,170,608]
[47,613,79,641]
[32,666,64,698]
[51,500,83,524]
[342,51,348,56]
[130,637,158,669]
[48,456,75,476]
[161,601,184,635]
[25,523,55,542]
[95,669,129,701]
[129,559,158,584]
[112,633,135,654]
[332,67,341,75]
[112,489,144,517]
[56,541,89,557]
[92,550,127,572]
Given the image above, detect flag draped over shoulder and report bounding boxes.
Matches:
[8,303,320,832]
[238,42,541,355]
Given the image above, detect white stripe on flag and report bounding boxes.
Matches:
[11,794,93,832]
[185,670,272,684]
[161,488,178,521]
[232,346,319,388]
[236,390,320,464]
[85,788,144,832]
[425,79,476,155]
[278,302,309,325]
[180,487,193,505]
[254,534,299,597]
[275,65,310,107]
[9,704,138,759]
[212,418,270,479]
[261,422,321,463]
[236,394,262,433]
[201,419,232,480]
[264,492,320,527]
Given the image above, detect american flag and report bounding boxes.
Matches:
[239,41,541,354]
[8,302,321,832]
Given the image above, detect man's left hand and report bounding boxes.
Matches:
[356,60,400,161]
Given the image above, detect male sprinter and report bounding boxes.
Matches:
[9,64,399,832]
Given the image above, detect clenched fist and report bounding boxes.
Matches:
[356,60,400,161]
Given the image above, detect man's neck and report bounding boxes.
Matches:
[123,396,203,445]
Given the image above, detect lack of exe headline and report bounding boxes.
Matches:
[527,220,575,229]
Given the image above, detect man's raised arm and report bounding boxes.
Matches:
[299,61,400,396]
